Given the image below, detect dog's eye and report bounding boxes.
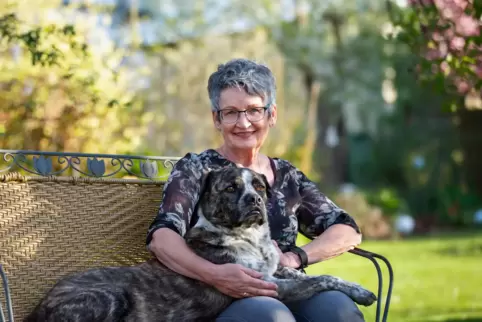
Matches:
[225,186,235,192]
[254,185,265,191]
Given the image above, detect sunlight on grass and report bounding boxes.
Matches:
[297,232,482,322]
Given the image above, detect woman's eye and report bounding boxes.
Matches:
[248,108,262,115]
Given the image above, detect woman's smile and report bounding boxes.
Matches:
[233,131,256,138]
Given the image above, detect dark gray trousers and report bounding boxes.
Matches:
[216,291,365,322]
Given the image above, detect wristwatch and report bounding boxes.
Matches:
[289,246,309,270]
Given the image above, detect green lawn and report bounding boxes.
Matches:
[298,231,482,322]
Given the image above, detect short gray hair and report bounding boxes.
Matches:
[207,58,276,113]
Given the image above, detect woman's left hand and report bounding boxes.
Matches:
[272,240,301,269]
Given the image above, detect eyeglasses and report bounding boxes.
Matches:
[218,105,269,124]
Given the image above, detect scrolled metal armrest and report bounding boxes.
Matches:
[299,232,394,322]
[348,247,394,322]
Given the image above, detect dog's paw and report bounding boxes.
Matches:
[348,285,377,306]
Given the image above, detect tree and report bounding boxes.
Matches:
[388,0,481,107]
[388,0,482,196]
[0,0,149,154]
[268,0,392,188]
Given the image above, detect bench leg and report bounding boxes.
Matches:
[0,264,14,322]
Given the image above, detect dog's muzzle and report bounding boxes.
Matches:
[243,192,263,207]
[240,210,265,226]
[238,192,266,226]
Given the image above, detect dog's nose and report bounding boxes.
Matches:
[244,193,263,205]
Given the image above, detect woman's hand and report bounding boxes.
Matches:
[272,240,301,269]
[207,263,278,298]
[150,229,277,299]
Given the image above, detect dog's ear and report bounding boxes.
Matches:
[259,173,272,199]
[190,169,214,229]
[198,168,214,198]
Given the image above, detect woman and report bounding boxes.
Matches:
[146,58,365,322]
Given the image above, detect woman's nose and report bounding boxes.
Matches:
[236,112,251,128]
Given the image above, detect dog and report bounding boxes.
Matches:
[25,167,376,322]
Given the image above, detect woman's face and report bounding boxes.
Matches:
[213,87,277,152]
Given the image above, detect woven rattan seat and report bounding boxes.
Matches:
[0,173,164,320]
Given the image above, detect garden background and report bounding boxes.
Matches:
[1,0,481,321]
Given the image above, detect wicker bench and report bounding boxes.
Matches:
[0,150,393,322]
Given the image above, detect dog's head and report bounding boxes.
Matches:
[198,167,272,229]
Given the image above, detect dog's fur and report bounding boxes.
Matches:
[25,167,376,322]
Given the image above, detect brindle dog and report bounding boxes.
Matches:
[25,167,376,322]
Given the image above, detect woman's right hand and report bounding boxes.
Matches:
[207,263,278,298]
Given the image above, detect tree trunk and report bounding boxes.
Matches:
[457,107,482,196]
[314,12,348,190]
[315,90,348,189]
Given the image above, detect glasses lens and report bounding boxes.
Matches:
[221,110,239,123]
[246,108,265,122]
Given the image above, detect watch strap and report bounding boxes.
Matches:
[290,246,309,269]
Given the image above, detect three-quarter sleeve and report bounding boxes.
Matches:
[295,168,361,239]
[145,153,205,245]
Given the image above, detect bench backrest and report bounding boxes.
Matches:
[0,150,175,320]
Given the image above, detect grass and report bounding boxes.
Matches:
[297,231,482,322]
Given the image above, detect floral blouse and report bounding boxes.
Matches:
[146,149,360,251]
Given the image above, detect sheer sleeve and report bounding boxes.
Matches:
[146,153,205,245]
[295,168,361,239]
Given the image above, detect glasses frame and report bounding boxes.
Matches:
[218,104,270,124]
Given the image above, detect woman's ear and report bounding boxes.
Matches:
[212,111,221,131]
[269,104,278,127]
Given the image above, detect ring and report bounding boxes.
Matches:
[243,292,249,297]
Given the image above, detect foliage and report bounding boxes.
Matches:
[266,0,393,187]
[383,1,482,214]
[0,1,150,154]
[436,184,482,226]
[351,37,482,226]
[365,187,409,217]
[388,0,481,108]
[332,188,394,239]
[0,13,86,67]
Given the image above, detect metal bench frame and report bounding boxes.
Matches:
[0,149,393,322]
